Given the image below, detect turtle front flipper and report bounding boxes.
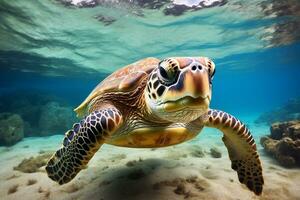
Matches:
[46,107,123,184]
[203,109,264,195]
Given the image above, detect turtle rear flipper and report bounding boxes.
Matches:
[204,109,264,195]
[46,107,123,184]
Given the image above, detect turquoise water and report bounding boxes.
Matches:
[1,0,299,114]
[0,0,300,199]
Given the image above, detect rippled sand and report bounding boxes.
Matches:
[1,121,300,200]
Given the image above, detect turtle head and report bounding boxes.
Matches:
[145,57,215,123]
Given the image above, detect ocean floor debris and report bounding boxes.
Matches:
[153,176,209,198]
[13,152,53,173]
[7,184,19,195]
[27,179,37,186]
[38,187,51,198]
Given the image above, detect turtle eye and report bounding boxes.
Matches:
[157,60,179,85]
[158,65,169,80]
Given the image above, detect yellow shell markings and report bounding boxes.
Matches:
[106,126,197,148]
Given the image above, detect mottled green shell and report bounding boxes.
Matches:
[74,57,160,117]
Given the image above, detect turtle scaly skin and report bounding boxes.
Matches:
[46,57,264,195]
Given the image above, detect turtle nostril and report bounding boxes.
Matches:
[198,65,202,70]
[192,65,197,71]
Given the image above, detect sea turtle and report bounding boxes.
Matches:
[46,57,264,195]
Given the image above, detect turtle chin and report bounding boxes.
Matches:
[156,96,210,123]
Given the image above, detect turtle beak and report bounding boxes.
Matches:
[168,66,211,101]
[161,65,211,112]
[180,70,210,100]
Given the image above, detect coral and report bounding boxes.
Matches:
[270,121,300,140]
[261,121,300,167]
[0,91,77,137]
[13,152,53,173]
[0,113,24,146]
[38,102,77,136]
[210,147,222,158]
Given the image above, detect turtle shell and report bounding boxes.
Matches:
[74,57,160,117]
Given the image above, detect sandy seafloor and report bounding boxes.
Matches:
[1,114,300,200]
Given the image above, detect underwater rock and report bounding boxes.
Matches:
[210,147,222,158]
[260,136,278,154]
[255,98,300,125]
[38,102,77,136]
[0,91,74,137]
[260,121,300,167]
[0,113,24,146]
[13,152,53,173]
[271,121,300,140]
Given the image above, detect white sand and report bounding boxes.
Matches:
[1,119,300,200]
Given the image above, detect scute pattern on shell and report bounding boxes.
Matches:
[74,57,160,117]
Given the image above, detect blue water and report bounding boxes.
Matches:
[0,0,300,199]
[1,0,299,116]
